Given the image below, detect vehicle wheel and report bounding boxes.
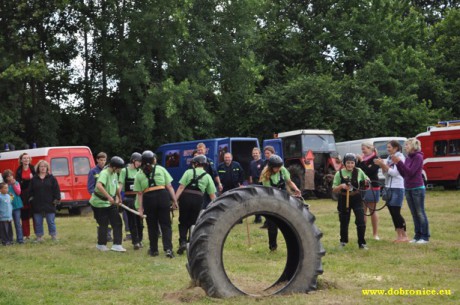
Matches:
[187,186,325,298]
[68,207,81,215]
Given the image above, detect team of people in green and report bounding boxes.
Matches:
[87,142,301,257]
[1,138,429,255]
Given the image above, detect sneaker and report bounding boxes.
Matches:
[133,243,141,250]
[416,239,429,244]
[177,243,187,255]
[409,239,419,243]
[139,242,144,248]
[359,244,369,250]
[34,236,44,243]
[51,235,58,241]
[269,245,277,252]
[374,235,380,241]
[165,249,175,258]
[111,244,127,252]
[96,244,109,251]
[148,249,159,257]
[339,242,347,248]
[124,233,132,241]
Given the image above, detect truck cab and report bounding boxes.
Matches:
[264,130,341,198]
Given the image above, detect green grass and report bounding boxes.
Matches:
[0,190,458,305]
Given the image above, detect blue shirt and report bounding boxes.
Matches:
[87,165,104,194]
[249,159,264,183]
[0,193,12,221]
[217,161,244,192]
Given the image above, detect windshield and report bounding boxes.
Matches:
[302,134,336,153]
[375,140,407,158]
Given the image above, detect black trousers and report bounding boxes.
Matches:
[143,189,172,252]
[124,196,144,244]
[92,205,122,245]
[178,192,203,244]
[0,221,13,245]
[266,218,278,249]
[387,206,406,230]
[337,194,366,246]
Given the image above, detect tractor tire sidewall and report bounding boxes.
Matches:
[187,186,324,298]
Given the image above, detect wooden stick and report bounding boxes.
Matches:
[120,203,146,218]
[346,188,350,210]
[245,217,251,247]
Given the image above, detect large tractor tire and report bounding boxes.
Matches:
[187,186,325,298]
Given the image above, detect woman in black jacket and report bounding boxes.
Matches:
[15,153,36,240]
[356,142,381,240]
[29,160,61,242]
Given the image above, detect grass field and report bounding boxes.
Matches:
[0,190,458,305]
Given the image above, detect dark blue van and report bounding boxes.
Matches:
[156,137,260,189]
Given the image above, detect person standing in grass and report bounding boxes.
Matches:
[0,182,14,245]
[15,153,35,240]
[135,151,178,258]
[119,152,143,250]
[175,155,216,255]
[260,155,301,251]
[332,153,369,250]
[392,138,430,244]
[28,160,61,242]
[374,141,409,242]
[90,156,126,252]
[356,142,381,240]
[2,170,24,244]
[249,147,264,224]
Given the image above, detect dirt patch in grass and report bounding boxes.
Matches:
[163,287,206,303]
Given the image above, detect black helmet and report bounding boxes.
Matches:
[110,156,125,168]
[142,150,156,165]
[342,153,357,165]
[192,155,207,165]
[130,152,142,163]
[268,155,283,168]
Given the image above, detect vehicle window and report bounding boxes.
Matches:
[73,157,91,175]
[434,141,447,156]
[165,150,180,168]
[51,158,69,176]
[284,136,302,159]
[448,139,460,155]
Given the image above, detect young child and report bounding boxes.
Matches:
[2,170,23,244]
[332,153,369,250]
[0,182,14,245]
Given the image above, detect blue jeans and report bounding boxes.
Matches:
[12,209,24,243]
[33,213,57,237]
[405,188,430,241]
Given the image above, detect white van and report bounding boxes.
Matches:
[336,137,408,184]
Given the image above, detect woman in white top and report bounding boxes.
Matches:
[374,140,409,242]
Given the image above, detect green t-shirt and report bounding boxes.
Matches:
[261,166,291,187]
[133,165,173,192]
[89,168,119,208]
[118,166,140,192]
[179,168,216,195]
[133,165,173,209]
[332,168,368,188]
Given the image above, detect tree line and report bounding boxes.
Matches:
[1,0,458,158]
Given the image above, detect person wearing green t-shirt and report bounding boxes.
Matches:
[175,155,216,255]
[135,151,178,258]
[260,155,301,252]
[89,156,126,252]
[119,152,143,250]
[332,153,369,250]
